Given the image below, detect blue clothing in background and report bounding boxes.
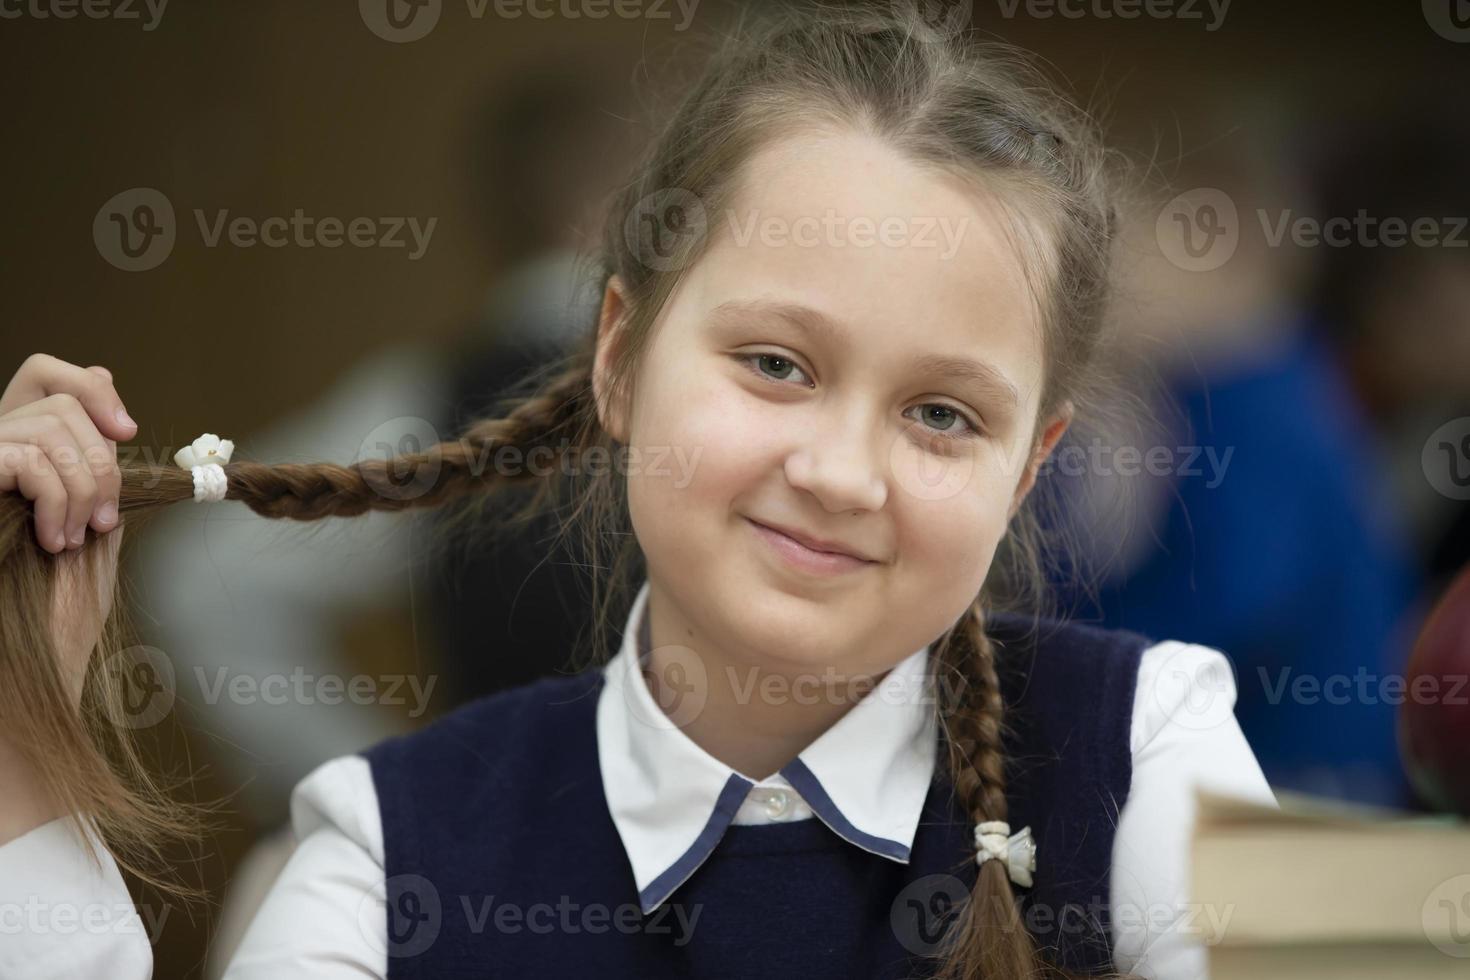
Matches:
[1066,314,1423,809]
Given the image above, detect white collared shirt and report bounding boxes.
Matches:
[0,580,1277,979]
[601,582,941,914]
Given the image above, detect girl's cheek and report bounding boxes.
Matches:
[893,450,1015,585]
[889,434,1013,515]
[624,375,772,579]
[635,372,783,499]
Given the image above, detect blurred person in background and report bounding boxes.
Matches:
[130,70,625,977]
[423,67,627,705]
[1054,92,1425,809]
[1308,110,1470,599]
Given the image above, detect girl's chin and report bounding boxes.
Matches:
[714,601,877,673]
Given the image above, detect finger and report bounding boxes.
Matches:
[86,365,113,383]
[0,413,101,549]
[94,435,120,533]
[0,353,136,442]
[6,393,120,537]
[0,442,68,553]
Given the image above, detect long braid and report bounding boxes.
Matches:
[934,601,1040,980]
[116,354,597,522]
[944,604,1011,841]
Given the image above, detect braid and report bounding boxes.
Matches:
[934,603,1142,980]
[119,355,597,522]
[933,600,1039,980]
[944,603,1011,826]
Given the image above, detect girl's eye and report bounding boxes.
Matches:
[905,403,983,443]
[737,352,813,387]
[734,352,982,443]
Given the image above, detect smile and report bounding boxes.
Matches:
[744,517,877,576]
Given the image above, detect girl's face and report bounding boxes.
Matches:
[598,127,1069,680]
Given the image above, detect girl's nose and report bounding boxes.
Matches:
[783,415,888,514]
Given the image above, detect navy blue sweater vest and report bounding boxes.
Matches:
[364,613,1151,978]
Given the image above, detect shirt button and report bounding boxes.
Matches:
[762,788,791,819]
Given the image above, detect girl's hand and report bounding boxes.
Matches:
[0,353,138,554]
[0,356,135,845]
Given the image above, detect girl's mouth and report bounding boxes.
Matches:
[745,517,876,576]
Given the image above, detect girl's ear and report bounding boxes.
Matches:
[592,275,632,443]
[1008,400,1073,520]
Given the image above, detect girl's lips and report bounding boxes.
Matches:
[745,517,875,575]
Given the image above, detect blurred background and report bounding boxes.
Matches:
[2,0,1468,975]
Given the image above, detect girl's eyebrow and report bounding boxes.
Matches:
[708,298,1021,410]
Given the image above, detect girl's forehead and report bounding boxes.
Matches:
[684,127,1048,387]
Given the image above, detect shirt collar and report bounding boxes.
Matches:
[597,580,938,913]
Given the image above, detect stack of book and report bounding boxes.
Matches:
[1191,787,1470,978]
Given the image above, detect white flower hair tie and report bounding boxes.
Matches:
[173,433,234,503]
[973,820,1036,887]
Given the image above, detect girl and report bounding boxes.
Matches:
[0,3,1276,978]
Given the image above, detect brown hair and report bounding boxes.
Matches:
[2,2,1135,976]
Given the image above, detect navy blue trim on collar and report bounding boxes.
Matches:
[637,771,754,914]
[779,757,911,862]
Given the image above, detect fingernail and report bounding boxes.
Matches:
[97,501,118,526]
[52,531,66,552]
[115,407,137,429]
[69,527,86,547]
